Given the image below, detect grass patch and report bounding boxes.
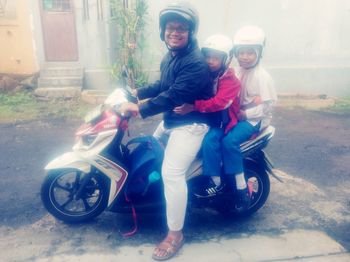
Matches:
[0,91,94,123]
[323,96,350,114]
[1,91,348,123]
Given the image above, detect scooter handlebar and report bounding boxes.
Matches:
[114,102,138,119]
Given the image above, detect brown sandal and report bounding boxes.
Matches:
[152,235,185,261]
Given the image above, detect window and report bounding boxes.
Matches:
[43,0,71,12]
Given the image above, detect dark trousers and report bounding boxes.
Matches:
[202,121,260,176]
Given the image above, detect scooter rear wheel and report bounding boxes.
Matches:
[216,163,270,217]
[41,168,109,223]
[243,165,270,215]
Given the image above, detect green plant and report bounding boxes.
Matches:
[110,0,149,88]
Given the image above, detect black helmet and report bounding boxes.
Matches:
[159,1,199,41]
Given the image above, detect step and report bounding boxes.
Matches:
[38,76,83,88]
[40,67,84,77]
[34,87,82,99]
[81,90,109,104]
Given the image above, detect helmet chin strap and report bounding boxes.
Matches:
[165,41,193,53]
[165,43,186,52]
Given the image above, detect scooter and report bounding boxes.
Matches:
[41,79,277,226]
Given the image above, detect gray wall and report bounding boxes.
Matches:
[29,0,45,71]
[144,0,350,96]
[74,0,112,90]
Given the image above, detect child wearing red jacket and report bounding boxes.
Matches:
[174,34,241,195]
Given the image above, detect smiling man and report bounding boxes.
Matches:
[163,20,190,51]
[119,1,213,261]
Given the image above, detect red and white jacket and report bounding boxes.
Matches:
[194,68,241,133]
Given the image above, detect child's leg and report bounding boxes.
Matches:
[221,121,260,209]
[222,121,258,178]
[195,127,224,197]
[202,127,224,178]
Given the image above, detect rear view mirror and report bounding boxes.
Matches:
[121,65,129,80]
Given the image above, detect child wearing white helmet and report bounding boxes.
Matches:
[174,34,241,196]
[218,26,277,210]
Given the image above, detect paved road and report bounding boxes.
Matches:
[0,108,349,261]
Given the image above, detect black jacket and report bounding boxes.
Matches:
[138,40,214,129]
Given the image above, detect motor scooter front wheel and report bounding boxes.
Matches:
[41,168,109,223]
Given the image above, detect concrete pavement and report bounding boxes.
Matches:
[36,229,349,262]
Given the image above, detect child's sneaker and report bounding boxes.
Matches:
[235,187,251,211]
[194,179,224,198]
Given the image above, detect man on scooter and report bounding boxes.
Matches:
[119,1,213,260]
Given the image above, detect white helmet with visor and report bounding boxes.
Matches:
[202,34,233,67]
[233,26,266,59]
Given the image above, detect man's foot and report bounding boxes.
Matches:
[152,233,185,261]
[194,179,224,198]
[235,187,251,212]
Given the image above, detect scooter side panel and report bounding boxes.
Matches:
[89,155,128,208]
[44,152,91,173]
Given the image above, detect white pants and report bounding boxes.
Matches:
[153,121,209,231]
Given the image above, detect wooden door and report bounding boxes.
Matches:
[41,0,78,61]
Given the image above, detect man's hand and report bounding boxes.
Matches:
[173,103,195,115]
[119,102,139,117]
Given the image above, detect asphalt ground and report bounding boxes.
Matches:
[0,107,349,261]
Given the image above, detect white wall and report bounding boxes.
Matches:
[143,0,350,96]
